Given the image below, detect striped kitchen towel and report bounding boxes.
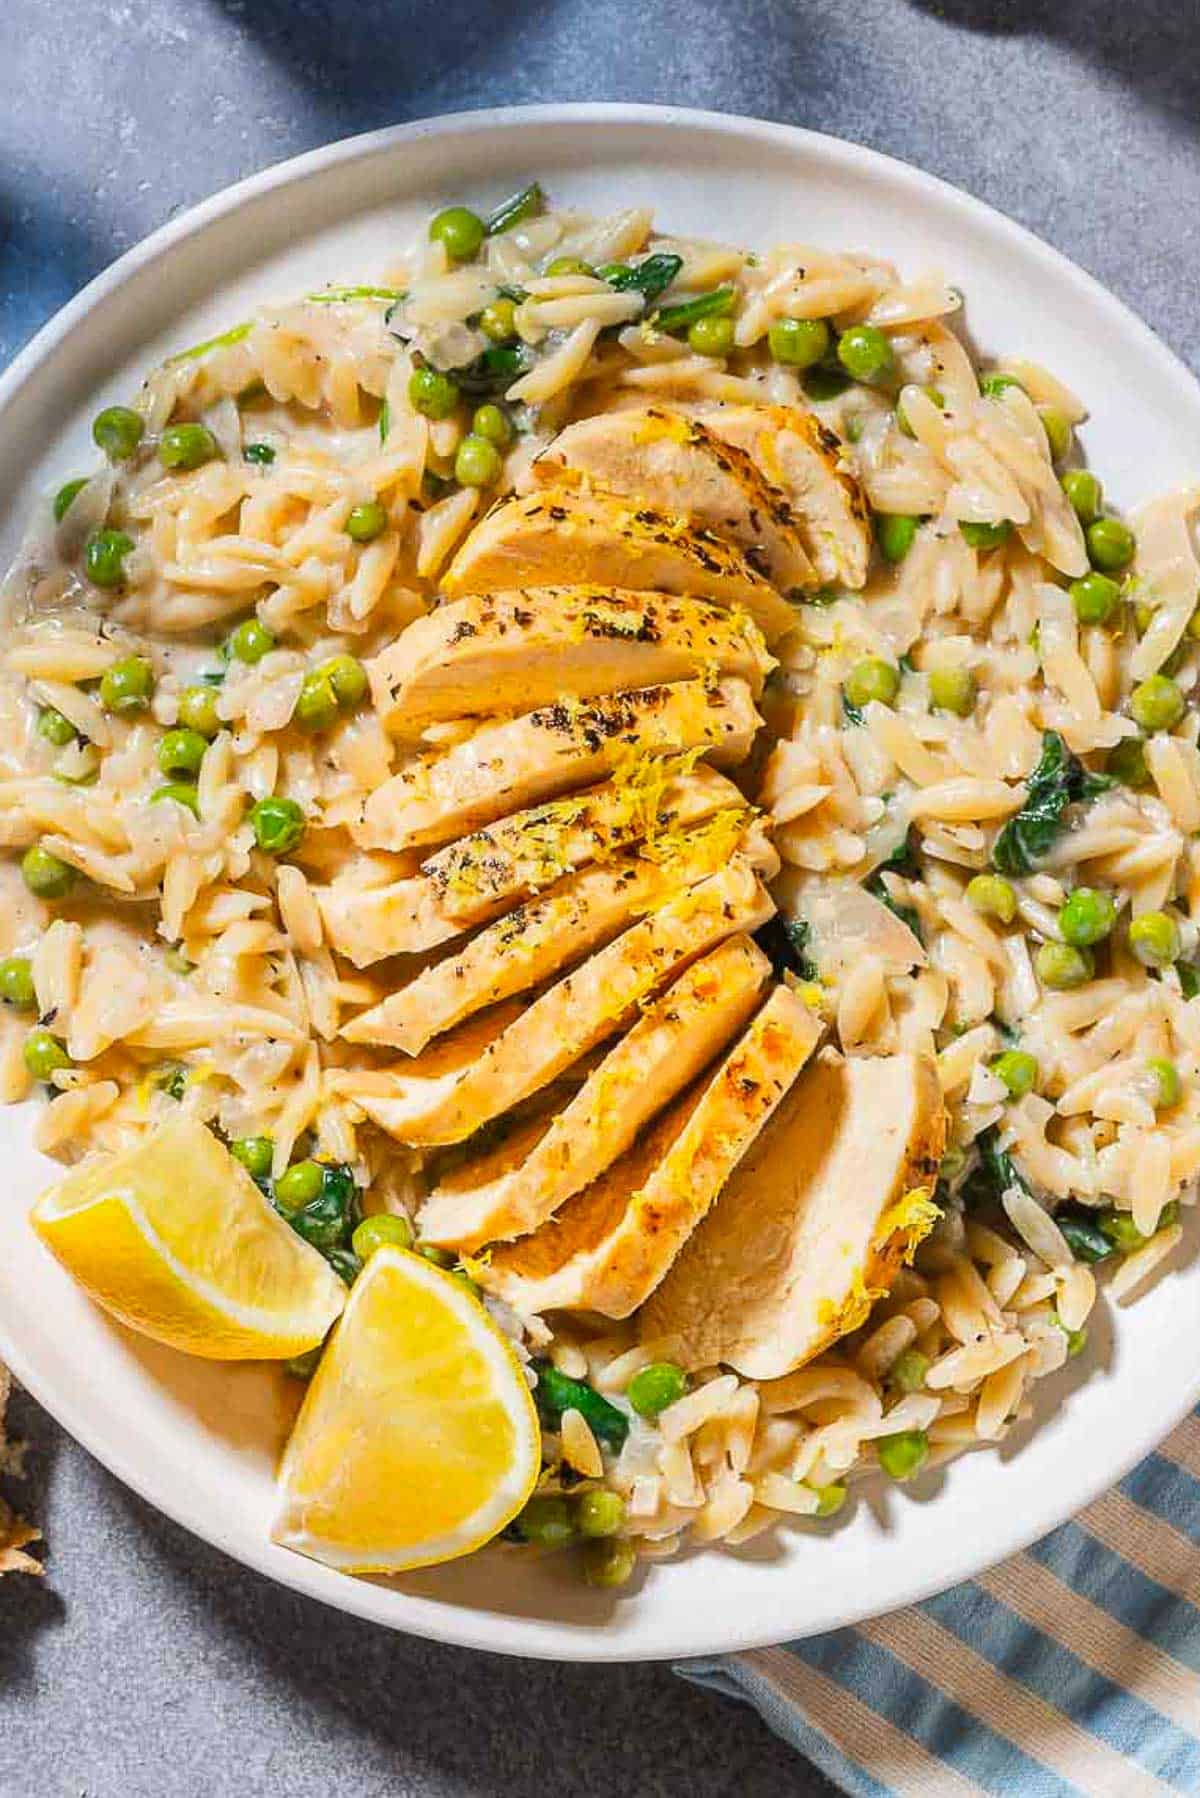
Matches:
[680,1405,1200,1795]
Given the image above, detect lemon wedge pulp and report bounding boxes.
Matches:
[31,1114,346,1359]
[272,1246,540,1573]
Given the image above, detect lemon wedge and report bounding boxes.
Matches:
[31,1114,346,1359]
[272,1246,540,1573]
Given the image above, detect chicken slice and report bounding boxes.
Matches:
[532,408,814,596]
[342,811,775,1053]
[331,862,773,1148]
[476,984,822,1318]
[419,935,771,1252]
[697,404,872,589]
[640,1052,946,1378]
[317,763,741,968]
[440,485,797,644]
[360,677,761,853]
[368,587,774,735]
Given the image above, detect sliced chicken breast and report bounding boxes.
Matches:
[332,862,773,1148]
[360,677,761,853]
[418,935,771,1250]
[317,763,741,967]
[697,404,872,589]
[369,587,774,735]
[532,408,814,596]
[477,985,823,1318]
[641,1052,946,1378]
[342,811,774,1053]
[440,485,797,644]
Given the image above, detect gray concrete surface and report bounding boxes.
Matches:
[3,2,1200,1793]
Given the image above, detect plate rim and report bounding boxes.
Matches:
[3,100,1200,1662]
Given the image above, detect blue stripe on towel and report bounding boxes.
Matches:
[793,1629,1081,1796]
[1027,1522,1200,1673]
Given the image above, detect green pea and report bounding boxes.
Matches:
[1062,468,1103,525]
[687,316,735,358]
[513,1494,577,1549]
[478,297,517,342]
[1052,1312,1089,1358]
[84,528,135,589]
[581,1537,636,1588]
[92,405,144,461]
[37,707,77,747]
[23,1028,71,1080]
[804,365,850,402]
[767,316,831,369]
[959,519,1012,550]
[876,1428,929,1481]
[455,434,503,488]
[249,795,305,855]
[837,324,894,384]
[351,1213,415,1260]
[813,1483,847,1518]
[876,512,919,563]
[274,1159,324,1214]
[230,1135,274,1179]
[243,442,276,467]
[575,1489,625,1539]
[1039,407,1073,462]
[980,372,1024,400]
[1087,515,1136,572]
[1106,735,1149,788]
[843,657,900,711]
[1130,673,1184,733]
[888,1348,930,1393]
[0,957,35,1009]
[544,255,594,278]
[1058,886,1117,948]
[408,365,459,420]
[928,665,976,716]
[151,781,199,817]
[1069,571,1120,626]
[100,655,154,716]
[345,501,388,544]
[1035,941,1094,989]
[965,874,1017,924]
[52,477,88,523]
[178,684,221,738]
[991,1049,1039,1099]
[319,654,368,710]
[157,728,207,778]
[164,944,193,975]
[285,1345,323,1381]
[429,206,485,262]
[21,844,75,900]
[159,423,220,471]
[626,1361,689,1418]
[1128,910,1181,968]
[471,403,512,447]
[1097,1207,1147,1253]
[293,671,339,733]
[227,618,276,664]
[896,386,944,437]
[1148,1058,1181,1110]
[417,1243,455,1269]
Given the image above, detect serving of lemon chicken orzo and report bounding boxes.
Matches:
[5,180,1200,1585]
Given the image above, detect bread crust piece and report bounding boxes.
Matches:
[418,935,771,1251]
[440,484,798,643]
[696,403,872,589]
[317,763,741,967]
[532,407,815,597]
[640,1051,947,1378]
[331,862,773,1149]
[476,985,823,1318]
[342,810,775,1054]
[368,586,774,734]
[360,677,761,853]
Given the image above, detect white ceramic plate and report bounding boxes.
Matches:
[2,104,1199,1663]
